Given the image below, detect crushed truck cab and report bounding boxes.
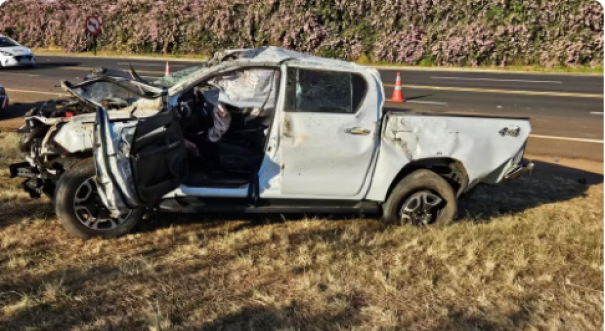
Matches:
[9,47,533,239]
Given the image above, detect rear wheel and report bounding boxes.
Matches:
[54,158,143,239]
[382,169,457,226]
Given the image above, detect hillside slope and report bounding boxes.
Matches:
[0,0,603,67]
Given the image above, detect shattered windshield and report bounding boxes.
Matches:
[71,68,142,108]
[153,65,206,88]
[72,82,141,109]
[76,71,136,108]
[65,65,207,109]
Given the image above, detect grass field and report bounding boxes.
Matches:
[0,132,602,331]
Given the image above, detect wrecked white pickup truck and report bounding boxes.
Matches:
[10,47,533,239]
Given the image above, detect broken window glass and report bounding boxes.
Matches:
[285,68,367,114]
[153,65,206,87]
[70,68,140,108]
[70,81,144,110]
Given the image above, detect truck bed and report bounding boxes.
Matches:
[377,110,531,187]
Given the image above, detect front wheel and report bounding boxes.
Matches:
[54,158,144,239]
[382,169,457,226]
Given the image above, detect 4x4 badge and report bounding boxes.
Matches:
[499,127,521,137]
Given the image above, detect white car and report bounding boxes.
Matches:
[10,47,533,239]
[0,83,8,111]
[0,35,36,68]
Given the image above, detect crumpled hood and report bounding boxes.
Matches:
[0,46,32,56]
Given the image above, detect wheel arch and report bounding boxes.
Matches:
[383,157,469,202]
[54,157,144,239]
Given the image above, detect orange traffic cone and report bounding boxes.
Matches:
[165,62,171,77]
[389,72,405,102]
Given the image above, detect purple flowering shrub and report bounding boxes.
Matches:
[0,0,602,67]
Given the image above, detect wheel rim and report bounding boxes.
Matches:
[73,177,132,231]
[399,190,444,226]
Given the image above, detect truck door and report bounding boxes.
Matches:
[279,66,379,197]
[94,104,188,216]
[61,78,188,216]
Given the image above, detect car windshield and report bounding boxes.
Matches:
[0,37,19,48]
[72,82,141,107]
[153,65,206,88]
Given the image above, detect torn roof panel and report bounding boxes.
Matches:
[167,46,378,95]
[211,46,358,68]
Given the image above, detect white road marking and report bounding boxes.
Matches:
[407,100,448,106]
[590,112,604,115]
[431,76,563,84]
[530,134,603,144]
[117,62,186,68]
[5,88,68,97]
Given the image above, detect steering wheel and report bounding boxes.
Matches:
[179,89,216,140]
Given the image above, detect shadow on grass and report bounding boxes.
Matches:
[0,221,404,330]
[0,263,364,331]
[0,200,54,230]
[136,212,369,236]
[433,298,537,331]
[0,264,143,330]
[0,158,601,330]
[0,222,372,329]
[188,302,362,331]
[457,160,602,221]
[0,245,548,331]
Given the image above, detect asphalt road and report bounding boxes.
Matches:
[1,55,603,160]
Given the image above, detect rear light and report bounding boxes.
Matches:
[65,112,73,118]
[512,144,526,165]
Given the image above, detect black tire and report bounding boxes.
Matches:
[382,169,457,226]
[54,158,144,239]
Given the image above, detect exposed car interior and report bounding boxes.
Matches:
[174,68,280,188]
[57,67,281,196]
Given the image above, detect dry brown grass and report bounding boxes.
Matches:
[0,132,602,331]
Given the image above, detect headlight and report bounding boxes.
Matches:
[0,51,12,56]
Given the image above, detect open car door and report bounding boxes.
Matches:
[62,78,188,216]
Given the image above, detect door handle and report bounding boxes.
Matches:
[344,127,371,135]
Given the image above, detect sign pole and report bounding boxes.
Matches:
[85,15,102,56]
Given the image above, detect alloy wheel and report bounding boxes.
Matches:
[399,190,444,225]
[73,177,132,231]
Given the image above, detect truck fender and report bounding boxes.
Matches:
[367,157,469,203]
